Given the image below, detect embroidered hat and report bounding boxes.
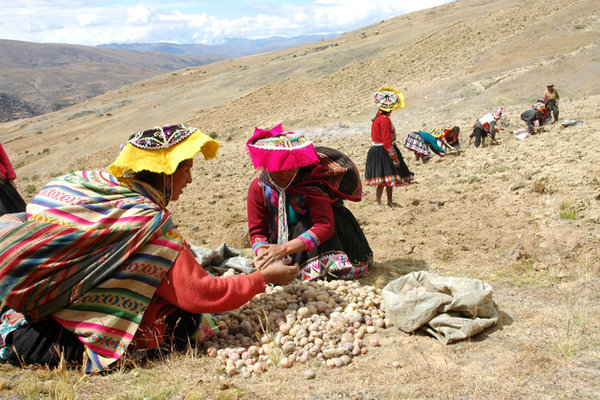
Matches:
[246,124,319,172]
[374,86,405,112]
[108,123,219,178]
[493,107,504,120]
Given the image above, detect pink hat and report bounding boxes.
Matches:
[246,124,319,172]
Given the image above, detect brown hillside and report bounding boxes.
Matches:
[0,39,225,119]
[1,0,599,398]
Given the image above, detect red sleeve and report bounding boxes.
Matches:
[155,242,266,314]
[0,143,16,180]
[247,178,270,254]
[298,196,334,248]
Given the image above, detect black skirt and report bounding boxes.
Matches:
[0,314,85,367]
[0,181,26,216]
[365,145,413,187]
[291,204,373,280]
[0,307,199,368]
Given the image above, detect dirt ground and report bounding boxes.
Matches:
[166,97,600,400]
[1,0,599,398]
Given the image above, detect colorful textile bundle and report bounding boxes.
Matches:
[0,170,183,371]
[280,146,363,203]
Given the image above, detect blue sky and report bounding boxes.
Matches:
[1,1,454,46]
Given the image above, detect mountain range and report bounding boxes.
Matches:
[1,0,600,398]
[0,34,333,121]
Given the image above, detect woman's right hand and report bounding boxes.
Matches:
[254,244,287,270]
[260,259,299,285]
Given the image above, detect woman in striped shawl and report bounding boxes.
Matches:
[0,124,298,372]
[246,124,373,281]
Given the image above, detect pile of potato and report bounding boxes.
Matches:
[202,279,391,377]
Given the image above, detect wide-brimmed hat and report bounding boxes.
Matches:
[374,86,405,112]
[547,83,554,87]
[246,124,319,172]
[108,123,219,178]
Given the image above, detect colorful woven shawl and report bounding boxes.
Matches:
[257,146,363,244]
[0,170,183,371]
[261,146,363,203]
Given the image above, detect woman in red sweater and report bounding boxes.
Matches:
[246,124,372,281]
[364,87,413,208]
[0,141,26,215]
[0,124,298,371]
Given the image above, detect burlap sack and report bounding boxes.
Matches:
[382,271,498,344]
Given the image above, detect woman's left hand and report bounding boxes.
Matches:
[254,244,288,270]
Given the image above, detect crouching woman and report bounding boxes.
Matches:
[246,124,373,281]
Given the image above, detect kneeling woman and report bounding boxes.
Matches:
[246,124,373,281]
[0,124,298,371]
[404,130,447,163]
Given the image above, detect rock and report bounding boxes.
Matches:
[280,357,293,368]
[304,368,316,379]
[510,181,527,191]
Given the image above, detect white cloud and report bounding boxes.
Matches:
[77,13,98,27]
[0,1,454,46]
[126,4,153,24]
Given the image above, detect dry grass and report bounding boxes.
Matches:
[1,0,600,398]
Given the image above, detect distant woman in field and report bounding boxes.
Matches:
[0,124,298,371]
[520,106,545,135]
[468,107,504,147]
[246,124,373,281]
[430,124,461,150]
[404,130,447,163]
[0,141,26,215]
[364,87,414,208]
[544,83,559,123]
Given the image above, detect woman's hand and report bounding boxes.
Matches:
[260,259,299,285]
[393,158,401,168]
[254,243,288,270]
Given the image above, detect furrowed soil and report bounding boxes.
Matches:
[1,0,599,398]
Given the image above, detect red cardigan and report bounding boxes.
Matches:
[0,143,17,181]
[246,178,335,253]
[371,113,398,159]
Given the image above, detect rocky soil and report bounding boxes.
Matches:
[0,0,599,398]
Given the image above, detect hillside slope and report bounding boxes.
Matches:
[0,39,225,120]
[0,0,599,398]
[0,0,596,166]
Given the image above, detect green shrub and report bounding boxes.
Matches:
[24,184,37,195]
[559,209,577,220]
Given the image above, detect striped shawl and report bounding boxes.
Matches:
[0,170,183,371]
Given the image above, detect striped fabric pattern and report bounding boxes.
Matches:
[54,228,183,372]
[0,170,183,371]
[291,146,363,202]
[404,131,433,159]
